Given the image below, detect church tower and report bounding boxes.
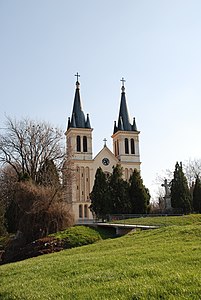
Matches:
[65,73,93,221]
[64,75,142,223]
[112,78,141,180]
[66,73,93,160]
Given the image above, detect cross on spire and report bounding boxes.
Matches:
[120,77,126,87]
[75,72,80,82]
[103,138,107,147]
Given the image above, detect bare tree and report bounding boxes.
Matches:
[155,159,201,190]
[0,163,73,239]
[155,169,173,187]
[62,139,76,206]
[0,165,17,203]
[14,181,73,241]
[0,116,65,181]
[0,117,74,238]
[183,158,201,186]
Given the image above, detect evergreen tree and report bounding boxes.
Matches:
[128,169,150,214]
[193,176,201,213]
[90,167,110,220]
[109,164,130,214]
[171,162,192,214]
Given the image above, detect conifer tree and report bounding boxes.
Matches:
[109,164,130,214]
[128,169,150,214]
[90,167,110,220]
[193,176,201,213]
[171,162,192,213]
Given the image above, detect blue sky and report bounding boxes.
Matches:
[1,0,201,199]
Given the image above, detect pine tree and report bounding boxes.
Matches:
[109,164,130,214]
[128,169,150,214]
[90,167,110,220]
[171,162,192,214]
[193,176,201,213]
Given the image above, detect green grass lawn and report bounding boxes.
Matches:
[1,218,201,299]
[49,225,103,248]
[114,213,201,227]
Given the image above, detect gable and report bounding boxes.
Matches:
[93,146,119,175]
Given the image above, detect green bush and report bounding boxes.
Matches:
[50,226,102,248]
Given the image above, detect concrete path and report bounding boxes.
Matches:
[93,222,160,236]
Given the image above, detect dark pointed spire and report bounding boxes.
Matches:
[113,121,117,134]
[113,78,137,133]
[71,113,76,128]
[67,117,71,130]
[67,73,91,130]
[118,116,124,131]
[71,78,85,128]
[132,117,137,131]
[85,113,91,128]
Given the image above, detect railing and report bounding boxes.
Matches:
[75,219,95,225]
[76,213,184,225]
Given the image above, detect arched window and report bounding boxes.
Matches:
[84,204,88,218]
[131,138,135,154]
[83,136,87,152]
[125,138,129,154]
[77,135,81,152]
[79,204,83,218]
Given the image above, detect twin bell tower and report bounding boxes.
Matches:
[64,73,141,222]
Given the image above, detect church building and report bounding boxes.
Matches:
[64,75,141,222]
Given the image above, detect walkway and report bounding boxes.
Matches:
[94,222,159,235]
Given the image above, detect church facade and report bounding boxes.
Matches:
[64,76,141,222]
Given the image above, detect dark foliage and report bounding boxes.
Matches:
[193,176,201,213]
[109,165,130,214]
[90,165,150,218]
[171,162,192,214]
[4,199,21,233]
[129,169,150,214]
[1,236,64,264]
[90,167,110,220]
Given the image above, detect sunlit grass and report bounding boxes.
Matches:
[49,225,102,248]
[1,222,201,299]
[115,213,201,226]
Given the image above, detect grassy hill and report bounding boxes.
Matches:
[115,213,201,226]
[1,216,201,299]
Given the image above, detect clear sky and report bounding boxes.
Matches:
[1,0,201,199]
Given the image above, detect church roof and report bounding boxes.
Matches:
[113,79,138,134]
[93,144,119,164]
[67,76,91,130]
